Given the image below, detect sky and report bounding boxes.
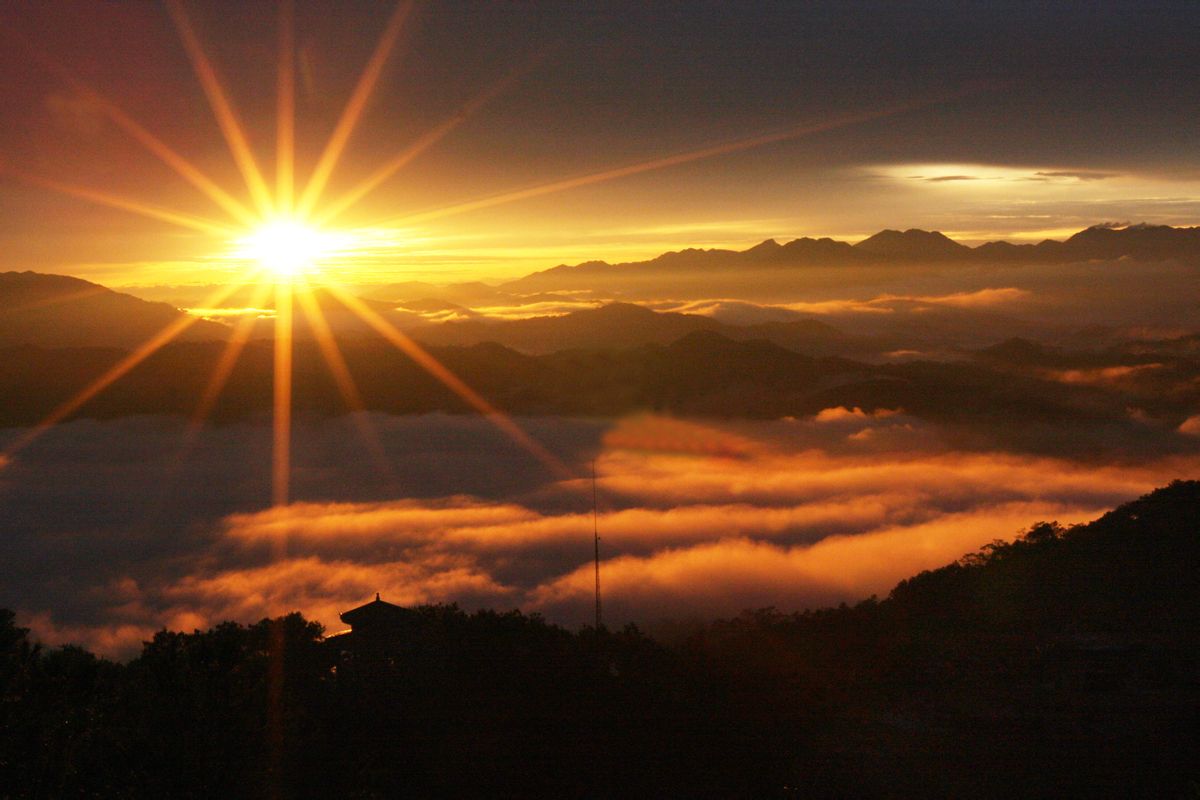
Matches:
[3,1,1200,285]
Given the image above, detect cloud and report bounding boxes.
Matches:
[1180,416,1200,436]
[1033,171,1118,182]
[881,163,1124,187]
[23,611,156,658]
[645,299,807,325]
[780,298,892,315]
[1047,363,1164,386]
[653,288,1032,322]
[160,556,511,633]
[813,406,901,423]
[901,287,1031,308]
[529,501,1106,621]
[7,413,1197,658]
[461,300,599,320]
[151,490,1115,638]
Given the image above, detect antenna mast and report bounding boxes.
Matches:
[592,459,601,631]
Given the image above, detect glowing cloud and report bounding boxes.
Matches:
[13,411,1196,657]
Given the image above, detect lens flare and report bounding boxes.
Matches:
[237,220,339,277]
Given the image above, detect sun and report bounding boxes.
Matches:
[238,218,338,278]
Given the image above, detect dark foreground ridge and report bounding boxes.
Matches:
[2,481,1198,798]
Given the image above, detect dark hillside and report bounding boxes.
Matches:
[692,480,1200,797]
[1,484,1197,797]
[0,272,230,348]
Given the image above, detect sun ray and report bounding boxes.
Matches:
[1,166,237,237]
[186,281,273,435]
[0,281,246,465]
[314,53,539,226]
[145,280,267,492]
[10,40,259,225]
[296,0,415,218]
[381,93,971,229]
[293,282,367,412]
[321,282,577,483]
[293,279,397,480]
[276,0,295,216]
[272,279,294,507]
[165,0,275,217]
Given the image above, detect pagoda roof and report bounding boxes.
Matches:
[339,594,408,626]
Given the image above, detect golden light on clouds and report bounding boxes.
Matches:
[872,162,1200,215]
[20,408,1194,657]
[877,162,1123,186]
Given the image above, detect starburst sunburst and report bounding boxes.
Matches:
[235,219,344,279]
[0,0,963,511]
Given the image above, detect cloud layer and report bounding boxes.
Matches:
[4,411,1194,658]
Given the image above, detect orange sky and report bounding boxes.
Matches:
[2,2,1199,286]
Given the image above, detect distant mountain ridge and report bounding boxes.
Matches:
[406,301,865,356]
[502,223,1200,292]
[3,325,1196,459]
[0,272,230,349]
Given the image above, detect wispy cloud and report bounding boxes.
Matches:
[880,163,1126,186]
[661,287,1032,317]
[1032,170,1118,182]
[925,175,979,182]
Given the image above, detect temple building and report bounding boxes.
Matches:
[326,593,414,658]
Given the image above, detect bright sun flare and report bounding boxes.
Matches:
[239,219,336,277]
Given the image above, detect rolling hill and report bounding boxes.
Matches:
[406,301,867,356]
[0,272,230,348]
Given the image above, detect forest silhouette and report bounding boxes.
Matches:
[2,481,1197,798]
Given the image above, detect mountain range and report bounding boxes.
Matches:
[3,324,1196,459]
[498,223,1200,294]
[405,301,869,356]
[6,220,1200,357]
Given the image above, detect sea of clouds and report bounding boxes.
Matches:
[2,409,1196,658]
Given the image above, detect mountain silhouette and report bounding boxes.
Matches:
[0,272,230,348]
[853,228,971,260]
[5,327,1192,459]
[1061,222,1200,260]
[695,480,1200,797]
[502,223,1200,293]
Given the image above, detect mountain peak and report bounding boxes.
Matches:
[1062,222,1200,259]
[745,238,781,255]
[854,228,969,260]
[587,302,658,318]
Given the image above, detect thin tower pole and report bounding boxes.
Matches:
[593,459,601,631]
